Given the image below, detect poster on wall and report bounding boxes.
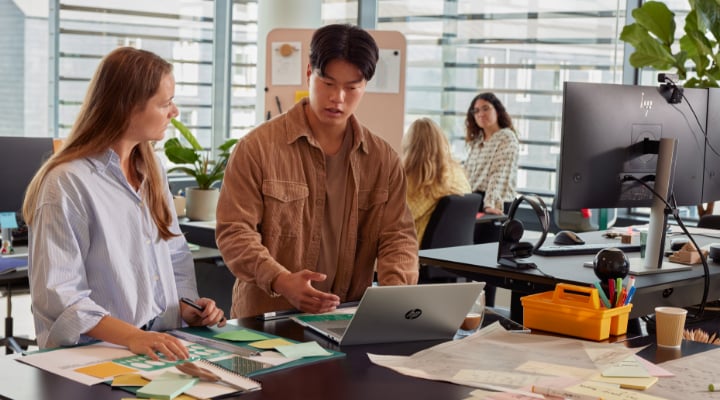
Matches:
[271,42,302,86]
[366,49,401,94]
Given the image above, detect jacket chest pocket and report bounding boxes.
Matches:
[357,189,388,240]
[262,181,309,237]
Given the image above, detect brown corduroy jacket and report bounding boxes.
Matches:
[216,99,418,318]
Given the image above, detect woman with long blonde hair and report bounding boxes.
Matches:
[23,47,225,358]
[402,118,471,243]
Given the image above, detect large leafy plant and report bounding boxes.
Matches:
[164,118,238,190]
[620,0,720,87]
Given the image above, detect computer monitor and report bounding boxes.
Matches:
[0,136,54,215]
[703,88,720,203]
[556,81,707,211]
[556,82,708,275]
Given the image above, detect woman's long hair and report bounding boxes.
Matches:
[402,118,462,198]
[23,47,177,240]
[464,92,515,142]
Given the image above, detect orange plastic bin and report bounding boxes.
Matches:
[520,283,632,341]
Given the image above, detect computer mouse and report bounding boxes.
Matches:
[670,238,689,251]
[553,230,586,245]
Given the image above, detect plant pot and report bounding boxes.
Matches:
[186,187,219,221]
[173,196,186,218]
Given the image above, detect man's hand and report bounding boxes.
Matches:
[273,270,340,313]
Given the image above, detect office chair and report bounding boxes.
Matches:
[698,215,720,230]
[0,274,36,355]
[419,193,484,284]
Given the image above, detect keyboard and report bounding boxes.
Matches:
[534,243,641,256]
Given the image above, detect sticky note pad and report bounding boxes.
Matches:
[250,338,294,349]
[214,329,268,342]
[602,355,651,378]
[275,341,332,359]
[111,373,150,387]
[75,361,138,379]
[137,374,198,400]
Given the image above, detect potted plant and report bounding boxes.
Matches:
[164,118,238,221]
[620,0,720,216]
[620,0,720,88]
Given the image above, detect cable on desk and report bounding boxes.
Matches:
[624,176,710,321]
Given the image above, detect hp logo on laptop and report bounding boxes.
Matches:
[405,309,422,320]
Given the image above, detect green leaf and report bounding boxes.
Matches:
[164,118,237,190]
[621,24,677,70]
[167,166,199,179]
[632,1,676,47]
[694,0,720,42]
[171,118,203,151]
[164,145,200,165]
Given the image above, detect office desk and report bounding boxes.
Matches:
[2,312,718,400]
[0,317,475,400]
[419,230,720,322]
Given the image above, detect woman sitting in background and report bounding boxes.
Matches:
[402,118,471,244]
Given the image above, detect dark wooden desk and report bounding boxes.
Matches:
[0,317,475,400]
[1,312,717,399]
[419,230,720,322]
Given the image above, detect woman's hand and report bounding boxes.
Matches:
[180,297,227,327]
[126,330,190,361]
[87,316,190,361]
[483,206,504,215]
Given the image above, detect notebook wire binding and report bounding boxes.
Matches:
[196,358,262,393]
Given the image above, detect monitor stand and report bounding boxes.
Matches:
[627,257,691,275]
[628,138,690,276]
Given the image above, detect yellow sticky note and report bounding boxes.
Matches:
[250,338,294,349]
[111,373,149,387]
[295,90,309,103]
[590,372,659,390]
[75,361,137,379]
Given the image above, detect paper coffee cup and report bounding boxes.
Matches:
[655,306,687,348]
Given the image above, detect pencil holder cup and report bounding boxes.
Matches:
[593,247,629,281]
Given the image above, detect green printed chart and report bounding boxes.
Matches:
[112,343,232,372]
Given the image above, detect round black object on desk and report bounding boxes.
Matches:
[593,247,629,281]
[708,243,720,262]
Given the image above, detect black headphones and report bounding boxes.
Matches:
[497,195,550,269]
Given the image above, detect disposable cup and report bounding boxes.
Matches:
[654,306,687,348]
[457,290,485,338]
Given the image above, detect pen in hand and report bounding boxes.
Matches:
[181,297,226,323]
[181,297,205,312]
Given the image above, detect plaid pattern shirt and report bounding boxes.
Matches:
[464,128,519,210]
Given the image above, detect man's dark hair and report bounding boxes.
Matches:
[309,24,379,81]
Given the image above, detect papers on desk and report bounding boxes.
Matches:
[369,322,681,400]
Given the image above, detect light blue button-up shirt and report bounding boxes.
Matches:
[28,149,198,348]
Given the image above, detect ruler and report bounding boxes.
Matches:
[169,329,260,357]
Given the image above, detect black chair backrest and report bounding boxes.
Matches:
[420,193,484,250]
[698,215,720,229]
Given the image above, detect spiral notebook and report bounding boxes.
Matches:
[160,356,262,399]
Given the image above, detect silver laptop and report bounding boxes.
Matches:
[291,282,485,345]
